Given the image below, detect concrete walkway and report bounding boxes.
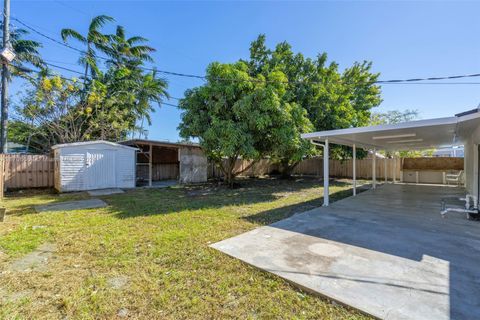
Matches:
[211,184,480,320]
[35,198,107,212]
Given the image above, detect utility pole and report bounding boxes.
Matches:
[0,0,10,154]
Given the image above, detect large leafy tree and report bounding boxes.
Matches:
[246,35,382,163]
[369,109,433,157]
[179,62,307,185]
[13,18,168,151]
[92,64,168,140]
[370,109,419,125]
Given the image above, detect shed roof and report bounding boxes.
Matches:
[301,110,480,151]
[120,139,201,149]
[51,140,138,150]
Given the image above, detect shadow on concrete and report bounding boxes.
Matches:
[237,184,480,319]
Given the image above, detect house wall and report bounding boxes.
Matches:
[179,147,207,183]
[465,126,480,198]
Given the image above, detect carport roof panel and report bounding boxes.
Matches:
[301,112,480,150]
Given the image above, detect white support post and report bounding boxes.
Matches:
[353,144,356,196]
[148,143,153,187]
[384,154,387,183]
[393,153,396,184]
[323,139,329,206]
[372,148,376,189]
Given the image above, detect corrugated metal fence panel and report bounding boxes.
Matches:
[4,154,54,189]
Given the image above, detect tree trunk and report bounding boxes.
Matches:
[280,160,299,179]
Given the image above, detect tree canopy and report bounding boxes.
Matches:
[11,16,168,152]
[179,62,312,185]
[179,35,383,184]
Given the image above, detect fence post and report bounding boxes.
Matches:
[0,154,4,200]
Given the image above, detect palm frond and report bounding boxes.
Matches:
[127,36,149,45]
[61,28,87,43]
[89,15,115,32]
[116,25,125,39]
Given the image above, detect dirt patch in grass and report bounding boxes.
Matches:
[0,177,371,319]
[9,242,57,272]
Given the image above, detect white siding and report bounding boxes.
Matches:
[54,141,136,192]
[114,148,136,188]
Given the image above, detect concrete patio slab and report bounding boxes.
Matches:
[35,198,107,212]
[87,188,125,196]
[211,184,480,320]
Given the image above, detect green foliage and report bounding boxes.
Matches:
[179,62,262,185]
[179,35,382,183]
[370,109,419,125]
[246,35,382,164]
[179,62,312,184]
[0,22,44,85]
[370,109,434,158]
[61,15,115,80]
[13,17,168,151]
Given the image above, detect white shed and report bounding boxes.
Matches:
[52,141,137,192]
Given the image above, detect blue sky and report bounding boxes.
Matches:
[12,0,480,141]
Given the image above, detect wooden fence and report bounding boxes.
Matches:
[208,159,278,178]
[0,154,464,191]
[0,155,4,200]
[292,157,402,179]
[2,154,54,189]
[137,163,179,181]
[209,157,403,180]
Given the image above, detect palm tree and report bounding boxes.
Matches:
[0,24,43,79]
[103,25,155,67]
[61,15,114,81]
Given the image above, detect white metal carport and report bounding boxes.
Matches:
[301,109,480,206]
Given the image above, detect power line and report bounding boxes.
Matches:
[12,16,86,55]
[11,16,205,79]
[376,75,480,83]
[162,102,179,108]
[13,65,180,109]
[53,0,91,17]
[10,16,480,86]
[379,82,480,85]
[43,62,84,75]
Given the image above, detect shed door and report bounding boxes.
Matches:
[85,150,116,189]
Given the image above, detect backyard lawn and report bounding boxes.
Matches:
[0,178,370,320]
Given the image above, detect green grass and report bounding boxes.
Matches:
[0,177,370,320]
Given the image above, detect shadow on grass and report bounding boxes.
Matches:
[243,185,369,226]
[107,177,354,219]
[3,189,91,217]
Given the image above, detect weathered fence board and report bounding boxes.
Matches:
[0,155,4,199]
[0,154,464,190]
[3,154,54,189]
[403,157,463,171]
[209,157,403,180]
